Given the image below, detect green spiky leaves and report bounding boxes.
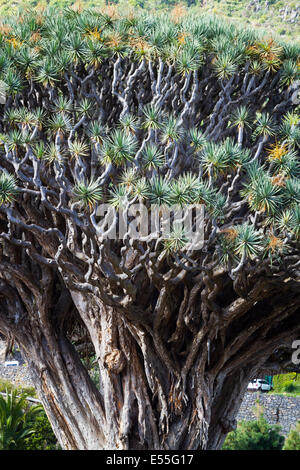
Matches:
[213,53,237,80]
[142,105,162,131]
[242,165,282,215]
[189,128,207,152]
[68,139,89,160]
[150,177,171,206]
[163,224,188,256]
[234,224,263,259]
[102,129,138,166]
[219,223,263,263]
[108,185,128,209]
[175,46,203,75]
[254,113,276,139]
[0,173,19,205]
[74,179,103,209]
[230,106,252,130]
[142,144,164,170]
[280,60,299,87]
[0,7,298,275]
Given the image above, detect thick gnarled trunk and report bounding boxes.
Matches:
[19,332,254,450]
[0,264,299,450]
[20,330,106,450]
[19,330,250,450]
[10,280,299,451]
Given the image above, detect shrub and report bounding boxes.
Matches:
[0,381,58,450]
[272,374,300,394]
[0,378,14,394]
[0,378,37,398]
[24,411,59,450]
[222,417,284,450]
[283,421,300,450]
[283,381,297,393]
[0,389,42,450]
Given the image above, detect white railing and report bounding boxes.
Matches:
[0,391,41,404]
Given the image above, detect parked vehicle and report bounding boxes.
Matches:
[247,379,272,392]
[4,361,19,367]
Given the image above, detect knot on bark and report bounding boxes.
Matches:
[220,417,237,433]
[104,349,126,374]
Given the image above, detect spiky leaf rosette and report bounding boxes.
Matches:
[0,173,18,205]
[74,179,103,208]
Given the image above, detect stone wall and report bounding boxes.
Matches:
[0,338,33,388]
[237,392,300,435]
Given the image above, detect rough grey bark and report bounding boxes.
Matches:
[0,262,299,449]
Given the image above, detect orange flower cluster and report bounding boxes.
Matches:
[271,174,286,187]
[129,37,151,56]
[71,1,83,13]
[170,5,187,23]
[85,28,102,42]
[246,38,282,72]
[177,32,190,45]
[267,234,283,253]
[220,228,238,240]
[106,32,123,48]
[6,37,23,49]
[30,32,42,44]
[100,3,119,20]
[0,24,12,35]
[267,142,288,162]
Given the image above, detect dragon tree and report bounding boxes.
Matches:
[0,6,299,450]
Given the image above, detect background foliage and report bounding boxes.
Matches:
[0,384,58,450]
[222,416,285,450]
[23,411,59,450]
[283,420,300,450]
[272,373,300,394]
[0,389,42,449]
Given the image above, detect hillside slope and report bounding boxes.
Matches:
[0,1,298,42]
[193,0,300,42]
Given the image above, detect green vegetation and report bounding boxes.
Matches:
[192,1,300,43]
[272,373,300,395]
[222,416,284,450]
[23,412,59,450]
[283,421,300,450]
[0,378,37,398]
[0,1,298,42]
[0,8,298,253]
[0,384,58,450]
[0,1,297,267]
[223,399,284,450]
[223,400,300,450]
[0,389,42,449]
[81,355,100,388]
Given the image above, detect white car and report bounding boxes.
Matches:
[4,360,19,367]
[247,379,272,392]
